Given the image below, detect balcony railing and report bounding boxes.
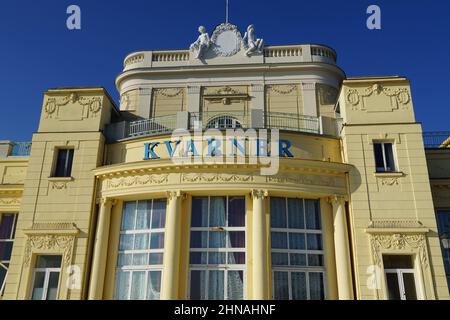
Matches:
[128,114,178,137]
[189,112,251,130]
[423,132,450,149]
[10,142,32,157]
[266,112,320,134]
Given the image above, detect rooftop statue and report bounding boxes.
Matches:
[190,26,211,59]
[243,24,264,56]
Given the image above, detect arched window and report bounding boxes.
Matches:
[206,115,242,129]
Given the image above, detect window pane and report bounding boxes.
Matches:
[115,271,130,300]
[66,149,74,177]
[191,197,208,228]
[309,272,325,300]
[308,254,324,267]
[31,271,46,300]
[132,253,148,266]
[150,233,164,249]
[228,231,245,248]
[384,143,395,172]
[306,234,323,250]
[0,214,15,239]
[272,253,289,266]
[209,231,226,248]
[209,197,226,227]
[130,271,146,300]
[290,253,307,266]
[288,199,304,229]
[0,242,13,261]
[147,271,161,300]
[55,149,68,177]
[289,233,306,250]
[305,200,321,230]
[117,253,132,267]
[273,271,289,300]
[190,231,208,248]
[386,272,401,300]
[190,252,207,265]
[136,201,151,230]
[291,272,307,300]
[383,255,414,269]
[134,233,149,250]
[374,143,385,172]
[227,271,244,300]
[119,234,133,251]
[208,270,224,300]
[402,273,417,300]
[152,200,166,229]
[271,197,287,228]
[228,252,245,265]
[149,253,163,265]
[208,252,226,264]
[121,202,136,231]
[46,272,60,300]
[271,232,288,249]
[0,263,8,293]
[190,270,206,300]
[228,197,245,227]
[36,255,62,268]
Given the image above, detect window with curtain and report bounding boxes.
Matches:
[189,196,246,300]
[114,199,166,300]
[270,197,326,300]
[0,213,18,296]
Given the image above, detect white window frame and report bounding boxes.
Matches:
[188,196,247,300]
[373,141,397,173]
[30,262,62,300]
[384,268,419,300]
[0,213,18,295]
[114,199,166,300]
[270,197,327,300]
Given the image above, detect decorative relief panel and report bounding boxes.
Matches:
[266,84,303,115]
[266,173,345,188]
[151,88,186,117]
[44,92,102,120]
[369,233,429,269]
[202,86,249,112]
[2,166,26,184]
[0,197,21,206]
[346,83,411,112]
[23,235,75,267]
[120,89,139,111]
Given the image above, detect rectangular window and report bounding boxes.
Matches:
[53,149,74,177]
[0,213,18,296]
[114,199,166,300]
[373,142,396,172]
[189,196,246,300]
[383,255,418,300]
[270,197,326,300]
[31,255,62,300]
[436,210,450,292]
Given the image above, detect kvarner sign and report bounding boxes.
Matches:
[142,128,291,175]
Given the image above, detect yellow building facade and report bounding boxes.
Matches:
[0,23,449,300]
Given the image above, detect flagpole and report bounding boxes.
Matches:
[226,0,229,24]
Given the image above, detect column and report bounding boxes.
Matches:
[330,196,354,300]
[161,191,184,300]
[251,189,269,300]
[88,198,114,300]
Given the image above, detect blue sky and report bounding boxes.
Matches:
[0,0,449,141]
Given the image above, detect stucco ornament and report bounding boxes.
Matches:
[190,26,211,59]
[243,24,264,56]
[210,23,245,57]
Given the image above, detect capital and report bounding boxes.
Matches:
[166,190,185,201]
[251,189,269,200]
[327,195,346,206]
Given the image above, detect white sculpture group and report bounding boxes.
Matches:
[189,23,264,59]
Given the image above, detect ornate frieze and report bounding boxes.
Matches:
[346,83,411,111]
[0,197,21,205]
[106,174,169,190]
[23,234,75,267]
[268,84,298,95]
[182,173,253,183]
[266,173,344,188]
[44,92,102,119]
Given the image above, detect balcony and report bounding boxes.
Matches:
[104,111,339,143]
[0,141,32,158]
[122,44,337,72]
[423,132,450,149]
